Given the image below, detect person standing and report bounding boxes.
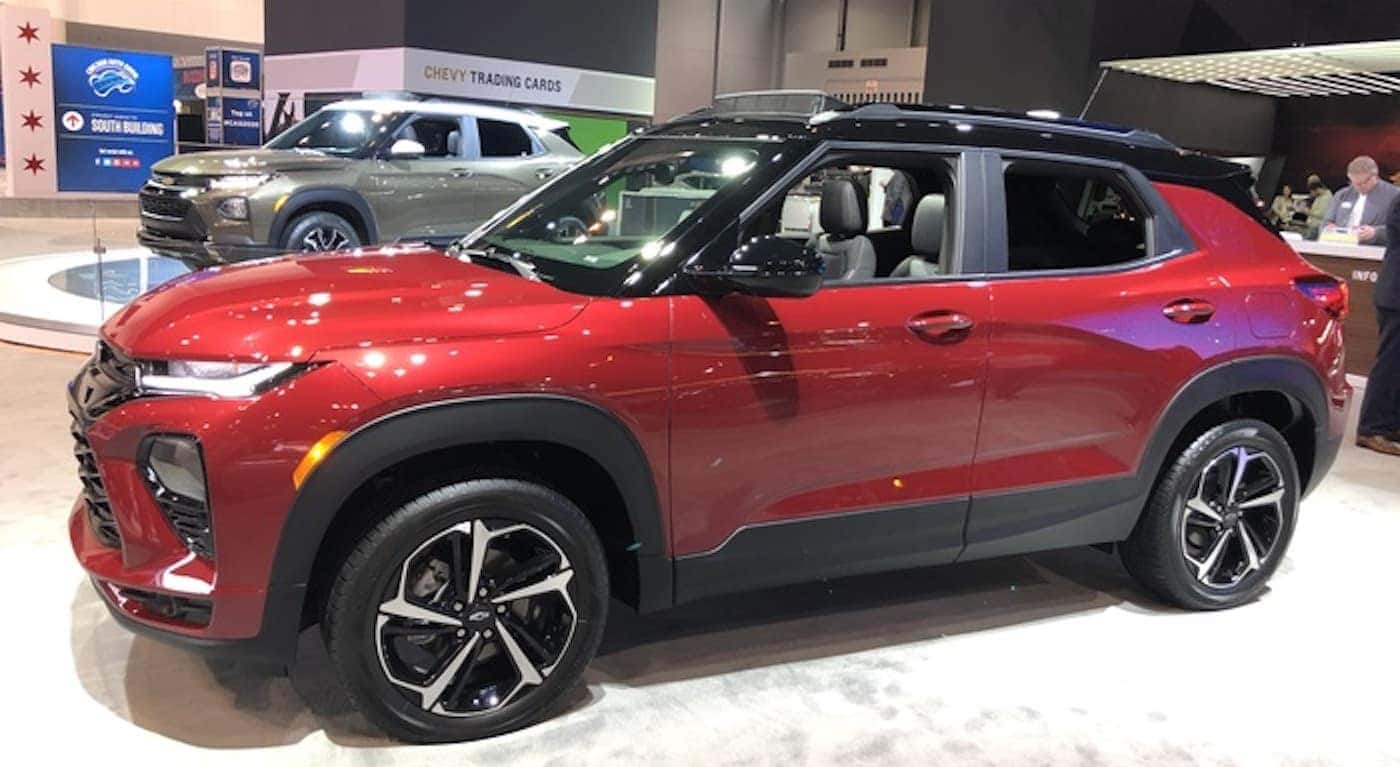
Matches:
[1306,178,1333,240]
[1322,155,1400,245]
[1270,184,1294,227]
[1357,193,1400,455]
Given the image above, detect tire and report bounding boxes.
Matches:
[1120,419,1300,611]
[282,210,362,253]
[324,478,609,743]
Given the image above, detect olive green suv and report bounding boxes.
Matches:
[138,99,582,267]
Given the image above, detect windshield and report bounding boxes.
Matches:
[464,136,790,295]
[265,109,403,156]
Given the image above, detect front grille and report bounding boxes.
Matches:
[138,175,206,240]
[68,341,140,549]
[139,190,191,220]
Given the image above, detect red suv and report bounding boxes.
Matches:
[69,99,1349,742]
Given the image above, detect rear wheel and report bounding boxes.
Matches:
[324,479,608,742]
[1120,419,1299,610]
[283,211,361,253]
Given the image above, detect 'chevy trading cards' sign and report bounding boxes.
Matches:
[52,44,173,192]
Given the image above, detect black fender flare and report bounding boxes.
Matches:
[267,187,379,247]
[1138,355,1330,497]
[258,395,671,657]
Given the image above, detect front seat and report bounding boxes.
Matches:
[814,179,876,282]
[891,193,951,278]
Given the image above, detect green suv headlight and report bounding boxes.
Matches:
[208,174,271,191]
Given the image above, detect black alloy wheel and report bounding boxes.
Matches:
[1121,419,1299,610]
[325,479,608,742]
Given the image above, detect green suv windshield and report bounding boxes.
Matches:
[265,109,404,156]
[465,136,791,294]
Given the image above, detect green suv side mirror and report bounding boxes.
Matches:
[686,235,825,298]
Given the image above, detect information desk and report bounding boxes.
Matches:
[1289,238,1384,376]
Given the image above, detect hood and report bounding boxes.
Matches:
[152,148,351,177]
[102,245,590,362]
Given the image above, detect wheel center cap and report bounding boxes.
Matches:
[464,603,494,628]
[1223,510,1241,527]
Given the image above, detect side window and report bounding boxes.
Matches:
[396,116,462,158]
[1002,162,1147,271]
[478,119,537,158]
[744,155,958,283]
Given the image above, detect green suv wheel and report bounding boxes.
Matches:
[284,211,362,253]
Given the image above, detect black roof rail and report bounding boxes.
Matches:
[834,102,1178,151]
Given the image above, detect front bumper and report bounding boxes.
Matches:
[138,229,273,268]
[66,354,381,664]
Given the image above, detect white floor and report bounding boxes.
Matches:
[1,341,1397,765]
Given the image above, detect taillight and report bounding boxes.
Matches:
[1294,275,1348,319]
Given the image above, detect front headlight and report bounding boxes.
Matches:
[137,360,303,397]
[208,174,271,191]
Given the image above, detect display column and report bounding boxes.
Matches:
[1,5,57,196]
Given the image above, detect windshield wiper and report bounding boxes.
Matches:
[451,243,540,281]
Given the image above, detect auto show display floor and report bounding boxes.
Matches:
[1,340,1396,765]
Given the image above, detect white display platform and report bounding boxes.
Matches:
[0,248,190,352]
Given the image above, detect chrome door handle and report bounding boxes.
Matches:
[450,168,473,178]
[1163,299,1215,324]
[536,168,558,180]
[907,311,975,342]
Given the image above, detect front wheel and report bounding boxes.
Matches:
[282,211,362,253]
[324,479,609,742]
[1120,419,1300,610]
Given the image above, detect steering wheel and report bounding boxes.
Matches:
[550,216,589,242]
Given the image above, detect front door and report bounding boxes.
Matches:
[367,115,478,241]
[669,148,992,601]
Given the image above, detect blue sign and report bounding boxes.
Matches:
[52,44,174,193]
[221,96,262,146]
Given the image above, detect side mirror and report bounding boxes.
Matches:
[388,138,425,159]
[686,235,824,298]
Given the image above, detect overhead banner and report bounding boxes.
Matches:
[265,47,655,117]
[51,44,174,192]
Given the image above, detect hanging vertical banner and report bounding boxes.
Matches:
[51,44,174,192]
[204,47,262,146]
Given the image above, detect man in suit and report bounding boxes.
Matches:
[1357,191,1400,455]
[1322,156,1400,245]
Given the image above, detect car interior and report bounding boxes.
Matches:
[1003,165,1148,271]
[756,160,959,282]
[395,117,462,158]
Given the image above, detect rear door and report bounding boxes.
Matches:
[964,154,1235,560]
[454,118,567,224]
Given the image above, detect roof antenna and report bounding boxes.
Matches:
[1079,68,1109,119]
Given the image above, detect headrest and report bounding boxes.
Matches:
[820,179,867,237]
[447,130,460,156]
[911,194,947,256]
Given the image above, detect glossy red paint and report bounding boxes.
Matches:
[669,284,988,555]
[70,181,1349,643]
[104,244,588,363]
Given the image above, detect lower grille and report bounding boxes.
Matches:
[139,190,191,220]
[68,341,140,549]
[141,455,215,560]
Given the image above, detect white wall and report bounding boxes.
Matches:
[654,0,719,121]
[4,0,262,45]
[716,0,777,95]
[784,0,841,52]
[845,0,912,50]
